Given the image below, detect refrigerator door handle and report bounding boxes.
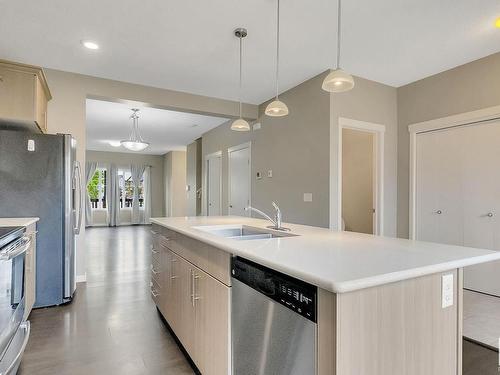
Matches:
[74,161,83,235]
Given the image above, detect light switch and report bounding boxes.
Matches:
[441,274,454,308]
[256,172,262,180]
[27,139,35,152]
[303,193,313,202]
[267,170,273,178]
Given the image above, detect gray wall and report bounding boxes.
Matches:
[203,72,331,228]
[86,150,165,217]
[202,71,399,233]
[186,139,202,216]
[397,52,500,238]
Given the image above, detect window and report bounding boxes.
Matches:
[87,168,107,209]
[118,169,144,209]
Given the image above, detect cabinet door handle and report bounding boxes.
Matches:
[150,286,159,298]
[170,257,177,279]
[150,265,160,275]
[191,270,201,307]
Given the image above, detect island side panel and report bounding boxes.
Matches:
[457,268,463,375]
[318,288,337,375]
[335,270,460,375]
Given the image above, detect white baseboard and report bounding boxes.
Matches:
[76,273,87,283]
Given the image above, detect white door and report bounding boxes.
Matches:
[206,155,221,216]
[461,122,500,296]
[415,121,500,296]
[228,145,250,217]
[416,129,464,246]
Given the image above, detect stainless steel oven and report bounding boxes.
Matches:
[0,227,32,375]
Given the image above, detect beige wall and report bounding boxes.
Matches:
[397,52,500,238]
[202,72,399,233]
[44,68,258,280]
[342,129,374,234]
[86,150,165,218]
[164,151,187,217]
[186,139,202,216]
[331,75,399,236]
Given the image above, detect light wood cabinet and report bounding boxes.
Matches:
[24,223,37,320]
[151,224,230,375]
[193,266,230,375]
[0,59,51,133]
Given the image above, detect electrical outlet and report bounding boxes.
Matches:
[267,170,273,178]
[441,274,454,308]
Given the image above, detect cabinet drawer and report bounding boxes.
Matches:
[150,260,163,285]
[151,243,161,262]
[168,235,231,286]
[150,279,161,306]
[152,224,231,285]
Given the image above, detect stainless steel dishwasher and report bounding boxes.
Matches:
[232,257,317,375]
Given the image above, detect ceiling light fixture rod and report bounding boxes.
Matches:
[275,0,281,99]
[336,0,341,69]
[239,30,243,118]
[231,28,250,131]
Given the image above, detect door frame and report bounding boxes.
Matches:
[227,142,251,216]
[203,150,223,216]
[408,104,500,239]
[335,117,385,235]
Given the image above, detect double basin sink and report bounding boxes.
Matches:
[193,225,298,241]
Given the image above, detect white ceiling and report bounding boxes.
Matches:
[86,99,228,155]
[1,0,500,104]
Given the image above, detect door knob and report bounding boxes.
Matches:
[436,210,442,215]
[487,212,494,218]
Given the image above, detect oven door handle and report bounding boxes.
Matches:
[2,321,30,375]
[0,237,31,261]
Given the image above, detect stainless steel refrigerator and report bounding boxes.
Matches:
[0,130,82,307]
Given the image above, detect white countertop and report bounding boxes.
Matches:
[0,217,39,227]
[151,216,500,293]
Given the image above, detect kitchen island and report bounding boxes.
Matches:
[150,216,500,375]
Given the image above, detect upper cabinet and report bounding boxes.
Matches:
[0,59,52,133]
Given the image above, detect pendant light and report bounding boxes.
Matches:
[265,0,289,117]
[121,109,150,152]
[231,28,250,131]
[322,0,354,93]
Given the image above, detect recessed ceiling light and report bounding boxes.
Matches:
[108,141,121,147]
[81,40,99,50]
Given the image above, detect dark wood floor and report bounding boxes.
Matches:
[17,226,499,374]
[19,225,194,375]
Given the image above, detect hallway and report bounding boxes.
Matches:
[19,226,194,375]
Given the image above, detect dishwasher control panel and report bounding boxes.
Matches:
[232,257,317,322]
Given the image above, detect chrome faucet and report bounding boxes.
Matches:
[245,201,290,231]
